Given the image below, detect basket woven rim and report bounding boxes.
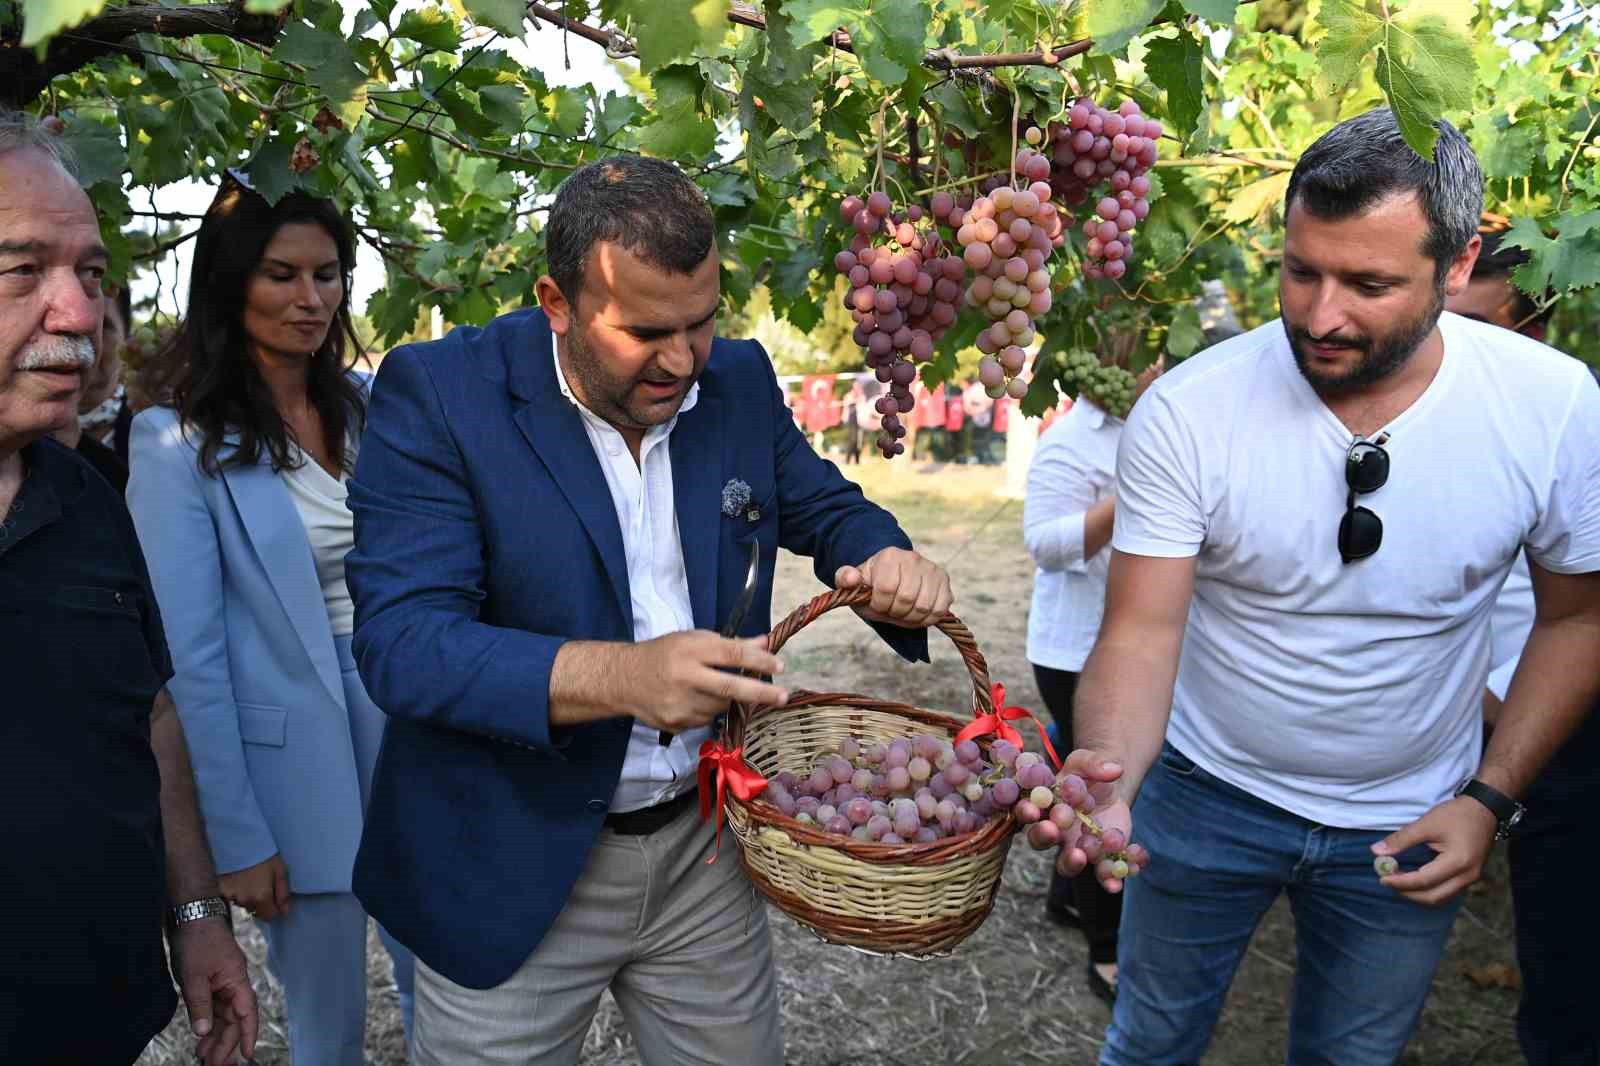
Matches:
[729,689,1017,866]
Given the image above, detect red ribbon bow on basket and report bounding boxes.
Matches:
[954,682,1062,771]
[697,739,768,863]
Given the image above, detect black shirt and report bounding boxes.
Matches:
[0,439,177,1062]
[76,431,129,494]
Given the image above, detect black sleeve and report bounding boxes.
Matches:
[109,481,174,684]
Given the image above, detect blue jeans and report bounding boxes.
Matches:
[1100,743,1462,1066]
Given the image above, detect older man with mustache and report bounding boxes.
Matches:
[0,111,258,1066]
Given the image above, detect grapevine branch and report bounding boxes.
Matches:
[1,0,287,106]
[523,1,1096,72]
[1156,153,1295,172]
[131,228,199,261]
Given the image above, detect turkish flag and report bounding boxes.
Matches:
[916,384,945,429]
[801,375,838,433]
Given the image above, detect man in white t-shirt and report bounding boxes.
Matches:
[1048,109,1600,1065]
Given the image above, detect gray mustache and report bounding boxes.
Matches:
[19,335,96,371]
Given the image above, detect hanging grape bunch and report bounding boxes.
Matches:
[757,733,1148,881]
[834,192,968,458]
[1047,98,1160,281]
[119,319,175,373]
[1058,349,1139,418]
[955,126,1064,401]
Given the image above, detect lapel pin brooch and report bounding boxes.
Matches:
[721,478,760,522]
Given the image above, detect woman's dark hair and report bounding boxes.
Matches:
[156,176,365,476]
[1285,108,1483,285]
[545,155,714,309]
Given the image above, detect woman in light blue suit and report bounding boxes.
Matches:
[127,174,413,1064]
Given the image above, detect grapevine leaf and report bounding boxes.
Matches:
[244,136,303,206]
[542,87,590,136]
[244,0,294,12]
[1180,0,1236,21]
[783,294,823,334]
[759,3,815,83]
[1071,0,1166,55]
[460,0,526,36]
[702,170,756,207]
[1502,212,1600,295]
[59,120,125,189]
[773,244,821,297]
[638,67,718,159]
[1165,304,1205,357]
[19,0,107,46]
[1315,0,1475,159]
[745,69,815,132]
[1312,0,1385,98]
[1221,172,1289,225]
[394,7,461,51]
[273,22,352,69]
[1468,112,1538,180]
[478,83,528,129]
[633,0,732,73]
[927,80,984,140]
[1145,33,1204,138]
[782,0,929,86]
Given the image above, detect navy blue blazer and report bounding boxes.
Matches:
[347,308,927,989]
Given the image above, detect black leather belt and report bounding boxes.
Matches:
[603,788,698,835]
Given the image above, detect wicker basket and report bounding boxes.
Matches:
[722,586,1014,959]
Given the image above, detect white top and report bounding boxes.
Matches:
[1025,397,1120,672]
[1487,555,1534,701]
[1114,313,1600,829]
[552,352,705,813]
[281,449,357,638]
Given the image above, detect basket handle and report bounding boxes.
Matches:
[732,585,995,734]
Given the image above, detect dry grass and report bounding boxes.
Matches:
[140,455,1523,1065]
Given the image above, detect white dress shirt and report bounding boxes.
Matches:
[552,352,706,812]
[1024,396,1120,672]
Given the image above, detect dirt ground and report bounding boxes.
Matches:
[140,456,1525,1066]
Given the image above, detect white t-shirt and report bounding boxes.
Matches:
[1114,313,1600,829]
[1025,397,1120,672]
[1486,554,1534,701]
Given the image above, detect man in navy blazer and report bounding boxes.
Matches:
[347,156,953,1064]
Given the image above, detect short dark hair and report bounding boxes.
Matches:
[1285,108,1483,283]
[544,155,715,308]
[1472,229,1550,327]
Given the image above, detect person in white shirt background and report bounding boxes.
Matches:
[1046,108,1600,1066]
[1444,230,1600,1066]
[1023,356,1163,1004]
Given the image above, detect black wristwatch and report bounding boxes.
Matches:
[1453,777,1526,841]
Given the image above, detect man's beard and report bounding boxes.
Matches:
[564,326,689,431]
[1286,286,1445,397]
[18,335,96,372]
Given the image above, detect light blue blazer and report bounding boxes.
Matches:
[126,404,366,892]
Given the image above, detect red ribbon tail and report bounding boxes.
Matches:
[960,681,1060,770]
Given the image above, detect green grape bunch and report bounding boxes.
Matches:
[1058,349,1138,418]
